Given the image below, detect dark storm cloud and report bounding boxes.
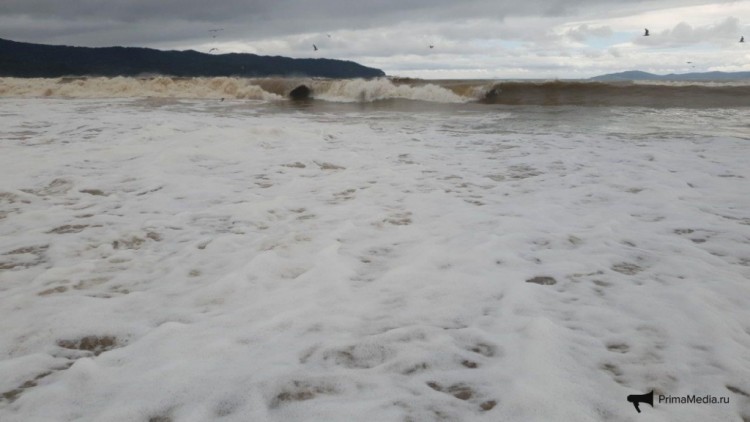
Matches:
[3,0,739,47]
[0,0,271,22]
[0,0,687,45]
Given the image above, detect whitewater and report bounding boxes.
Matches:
[1,78,749,422]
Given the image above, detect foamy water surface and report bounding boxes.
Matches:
[2,76,750,107]
[0,95,749,421]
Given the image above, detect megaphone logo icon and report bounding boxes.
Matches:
[627,390,654,413]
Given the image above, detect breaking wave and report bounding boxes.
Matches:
[479,80,750,107]
[0,76,284,101]
[308,78,468,103]
[1,76,749,107]
[0,76,470,103]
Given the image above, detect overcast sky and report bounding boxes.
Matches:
[1,0,748,78]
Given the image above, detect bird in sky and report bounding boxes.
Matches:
[208,28,224,39]
[313,44,318,51]
[644,28,649,36]
[429,45,434,49]
[741,36,745,43]
[208,48,218,53]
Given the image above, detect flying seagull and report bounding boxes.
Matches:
[741,36,745,43]
[644,28,649,36]
[313,44,318,51]
[208,28,224,39]
[429,45,434,49]
[209,48,218,53]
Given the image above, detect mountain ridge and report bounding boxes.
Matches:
[590,70,750,81]
[0,38,385,79]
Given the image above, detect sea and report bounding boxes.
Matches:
[1,76,749,422]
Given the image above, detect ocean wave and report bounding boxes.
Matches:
[308,78,470,103]
[632,80,750,87]
[0,76,284,100]
[479,80,750,107]
[0,76,474,103]
[1,76,749,107]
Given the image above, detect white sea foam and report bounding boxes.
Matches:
[0,98,749,421]
[0,77,473,103]
[309,78,470,103]
[0,77,283,100]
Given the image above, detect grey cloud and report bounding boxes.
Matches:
[1,0,677,46]
[635,17,743,46]
[565,24,613,42]
[1,0,743,79]
[0,0,270,22]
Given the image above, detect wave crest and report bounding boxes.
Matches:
[0,76,283,100]
[2,77,748,107]
[309,78,470,103]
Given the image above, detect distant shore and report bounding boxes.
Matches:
[0,38,385,79]
[590,69,750,81]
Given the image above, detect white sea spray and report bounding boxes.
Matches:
[0,98,749,421]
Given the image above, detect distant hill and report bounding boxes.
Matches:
[0,38,385,79]
[591,70,750,81]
